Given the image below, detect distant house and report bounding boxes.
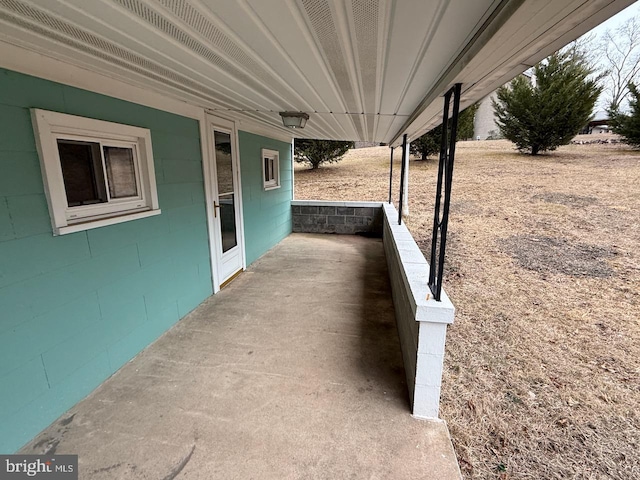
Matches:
[473,71,534,140]
[581,110,611,134]
[473,91,501,140]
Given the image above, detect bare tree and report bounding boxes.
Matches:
[566,33,600,65]
[598,16,640,111]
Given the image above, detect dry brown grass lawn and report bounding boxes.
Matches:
[294,137,640,479]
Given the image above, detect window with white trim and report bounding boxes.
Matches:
[31,109,160,235]
[262,148,280,190]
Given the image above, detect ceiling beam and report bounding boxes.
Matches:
[388,0,524,146]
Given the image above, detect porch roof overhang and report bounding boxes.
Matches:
[0,0,633,146]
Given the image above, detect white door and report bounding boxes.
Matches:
[209,120,244,287]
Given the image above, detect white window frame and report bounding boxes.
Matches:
[31,109,160,235]
[261,148,280,190]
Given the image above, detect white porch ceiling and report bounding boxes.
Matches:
[0,0,634,144]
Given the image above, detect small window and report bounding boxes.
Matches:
[31,109,160,235]
[262,148,280,190]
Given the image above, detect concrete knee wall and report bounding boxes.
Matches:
[382,203,455,418]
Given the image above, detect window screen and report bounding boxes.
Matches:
[104,146,138,198]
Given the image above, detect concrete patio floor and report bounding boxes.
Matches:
[21,233,461,479]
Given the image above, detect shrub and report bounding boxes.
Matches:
[294,139,354,169]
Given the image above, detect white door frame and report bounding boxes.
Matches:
[202,113,246,293]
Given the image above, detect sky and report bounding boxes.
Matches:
[586,2,640,39]
[580,2,640,111]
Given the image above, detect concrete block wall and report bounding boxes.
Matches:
[382,203,455,418]
[292,200,383,236]
[0,68,212,453]
[239,131,293,265]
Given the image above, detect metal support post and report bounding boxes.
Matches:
[398,134,408,224]
[428,83,462,301]
[388,147,394,204]
[402,141,410,216]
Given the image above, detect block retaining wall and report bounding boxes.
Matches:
[291,200,383,235]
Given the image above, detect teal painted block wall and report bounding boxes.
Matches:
[0,68,212,453]
[238,131,293,265]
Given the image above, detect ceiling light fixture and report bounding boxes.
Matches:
[279,111,309,129]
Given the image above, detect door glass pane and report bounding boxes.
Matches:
[214,130,237,254]
[219,193,237,253]
[104,146,138,198]
[57,140,107,207]
[215,131,234,194]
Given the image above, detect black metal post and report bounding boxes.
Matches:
[398,134,408,224]
[428,83,462,301]
[388,147,394,204]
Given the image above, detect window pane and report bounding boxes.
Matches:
[57,140,107,207]
[264,157,271,182]
[219,193,237,253]
[215,131,234,195]
[104,146,138,198]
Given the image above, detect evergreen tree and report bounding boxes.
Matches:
[609,82,640,147]
[294,139,353,169]
[456,103,480,140]
[410,104,478,161]
[410,128,440,161]
[493,50,602,155]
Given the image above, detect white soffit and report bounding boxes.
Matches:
[0,0,633,143]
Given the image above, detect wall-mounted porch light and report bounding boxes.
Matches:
[279,111,309,129]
